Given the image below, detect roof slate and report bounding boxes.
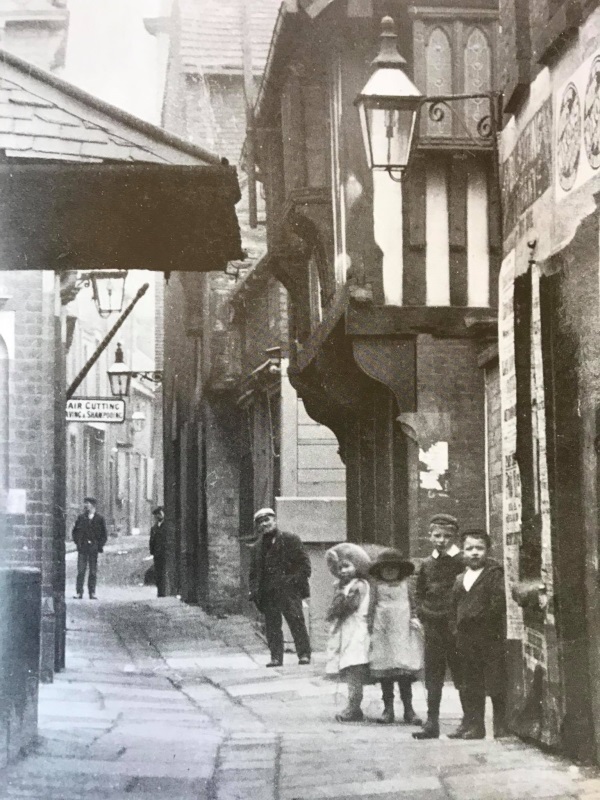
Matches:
[0,49,227,165]
[0,76,171,162]
[180,0,282,75]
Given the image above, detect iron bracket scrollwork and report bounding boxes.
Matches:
[421,92,502,146]
[384,91,502,183]
[130,370,163,385]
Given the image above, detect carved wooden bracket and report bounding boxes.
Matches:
[352,338,417,414]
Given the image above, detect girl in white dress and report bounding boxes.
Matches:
[325,543,372,722]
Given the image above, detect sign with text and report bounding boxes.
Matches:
[66,398,125,423]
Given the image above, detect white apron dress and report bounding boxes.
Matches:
[369,581,424,677]
[326,578,371,676]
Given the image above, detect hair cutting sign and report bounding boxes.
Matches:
[556,51,600,197]
[66,398,125,423]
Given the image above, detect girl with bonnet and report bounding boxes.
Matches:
[368,549,424,725]
[325,542,372,722]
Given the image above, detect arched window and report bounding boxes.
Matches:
[426,28,452,137]
[464,28,492,139]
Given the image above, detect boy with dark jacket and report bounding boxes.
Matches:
[451,529,508,739]
[413,514,466,740]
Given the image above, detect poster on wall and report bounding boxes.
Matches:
[498,250,525,640]
[556,48,600,198]
[531,267,554,621]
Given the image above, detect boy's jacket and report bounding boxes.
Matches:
[452,558,505,642]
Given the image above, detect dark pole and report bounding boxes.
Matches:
[241,0,257,229]
[66,283,149,401]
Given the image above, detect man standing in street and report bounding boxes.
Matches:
[249,508,312,667]
[72,497,108,600]
[149,506,167,597]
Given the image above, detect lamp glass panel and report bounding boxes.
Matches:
[357,100,374,168]
[93,273,126,317]
[366,105,417,171]
[108,370,131,398]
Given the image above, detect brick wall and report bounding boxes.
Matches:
[240,275,288,375]
[0,270,59,679]
[413,334,487,557]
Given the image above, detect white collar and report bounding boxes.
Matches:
[432,544,460,559]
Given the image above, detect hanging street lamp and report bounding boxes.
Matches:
[76,270,128,317]
[355,16,422,178]
[356,16,501,181]
[107,343,132,398]
[131,409,147,433]
[107,343,163,399]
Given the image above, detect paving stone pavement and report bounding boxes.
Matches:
[2,576,600,799]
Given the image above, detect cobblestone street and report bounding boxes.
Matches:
[2,545,600,799]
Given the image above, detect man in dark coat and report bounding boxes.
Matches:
[451,529,508,739]
[72,497,108,600]
[249,507,312,667]
[149,506,167,597]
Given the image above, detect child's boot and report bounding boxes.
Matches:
[448,690,471,739]
[413,687,440,739]
[399,680,422,725]
[336,672,364,723]
[461,690,485,739]
[377,681,395,724]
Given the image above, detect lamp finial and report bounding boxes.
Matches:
[372,16,406,68]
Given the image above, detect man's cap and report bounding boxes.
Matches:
[254,507,275,522]
[152,506,164,516]
[429,513,458,529]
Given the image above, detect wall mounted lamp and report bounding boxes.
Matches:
[107,343,163,399]
[355,16,501,182]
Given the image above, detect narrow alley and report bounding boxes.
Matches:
[1,537,599,800]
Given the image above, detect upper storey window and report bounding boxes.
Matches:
[280,68,330,194]
[412,10,496,143]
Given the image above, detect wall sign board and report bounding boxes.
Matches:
[66,398,126,423]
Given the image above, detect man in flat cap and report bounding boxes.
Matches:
[249,508,312,667]
[413,513,467,739]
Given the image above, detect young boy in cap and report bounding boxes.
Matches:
[413,513,466,739]
[451,529,507,739]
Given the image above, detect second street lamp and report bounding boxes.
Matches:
[107,343,132,398]
[107,343,163,399]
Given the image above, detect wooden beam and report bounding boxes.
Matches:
[346,305,497,338]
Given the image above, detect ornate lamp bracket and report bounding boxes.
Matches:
[384,91,502,183]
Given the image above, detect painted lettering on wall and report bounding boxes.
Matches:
[501,99,552,236]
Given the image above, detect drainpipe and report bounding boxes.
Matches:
[241,0,257,229]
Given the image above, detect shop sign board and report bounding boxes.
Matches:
[66,397,125,423]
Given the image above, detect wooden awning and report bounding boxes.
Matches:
[0,161,243,272]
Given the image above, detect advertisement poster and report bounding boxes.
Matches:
[498,250,525,640]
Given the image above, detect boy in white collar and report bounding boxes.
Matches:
[413,514,466,739]
[451,529,508,740]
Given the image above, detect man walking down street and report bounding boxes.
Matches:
[149,506,167,597]
[72,497,108,600]
[249,508,312,667]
